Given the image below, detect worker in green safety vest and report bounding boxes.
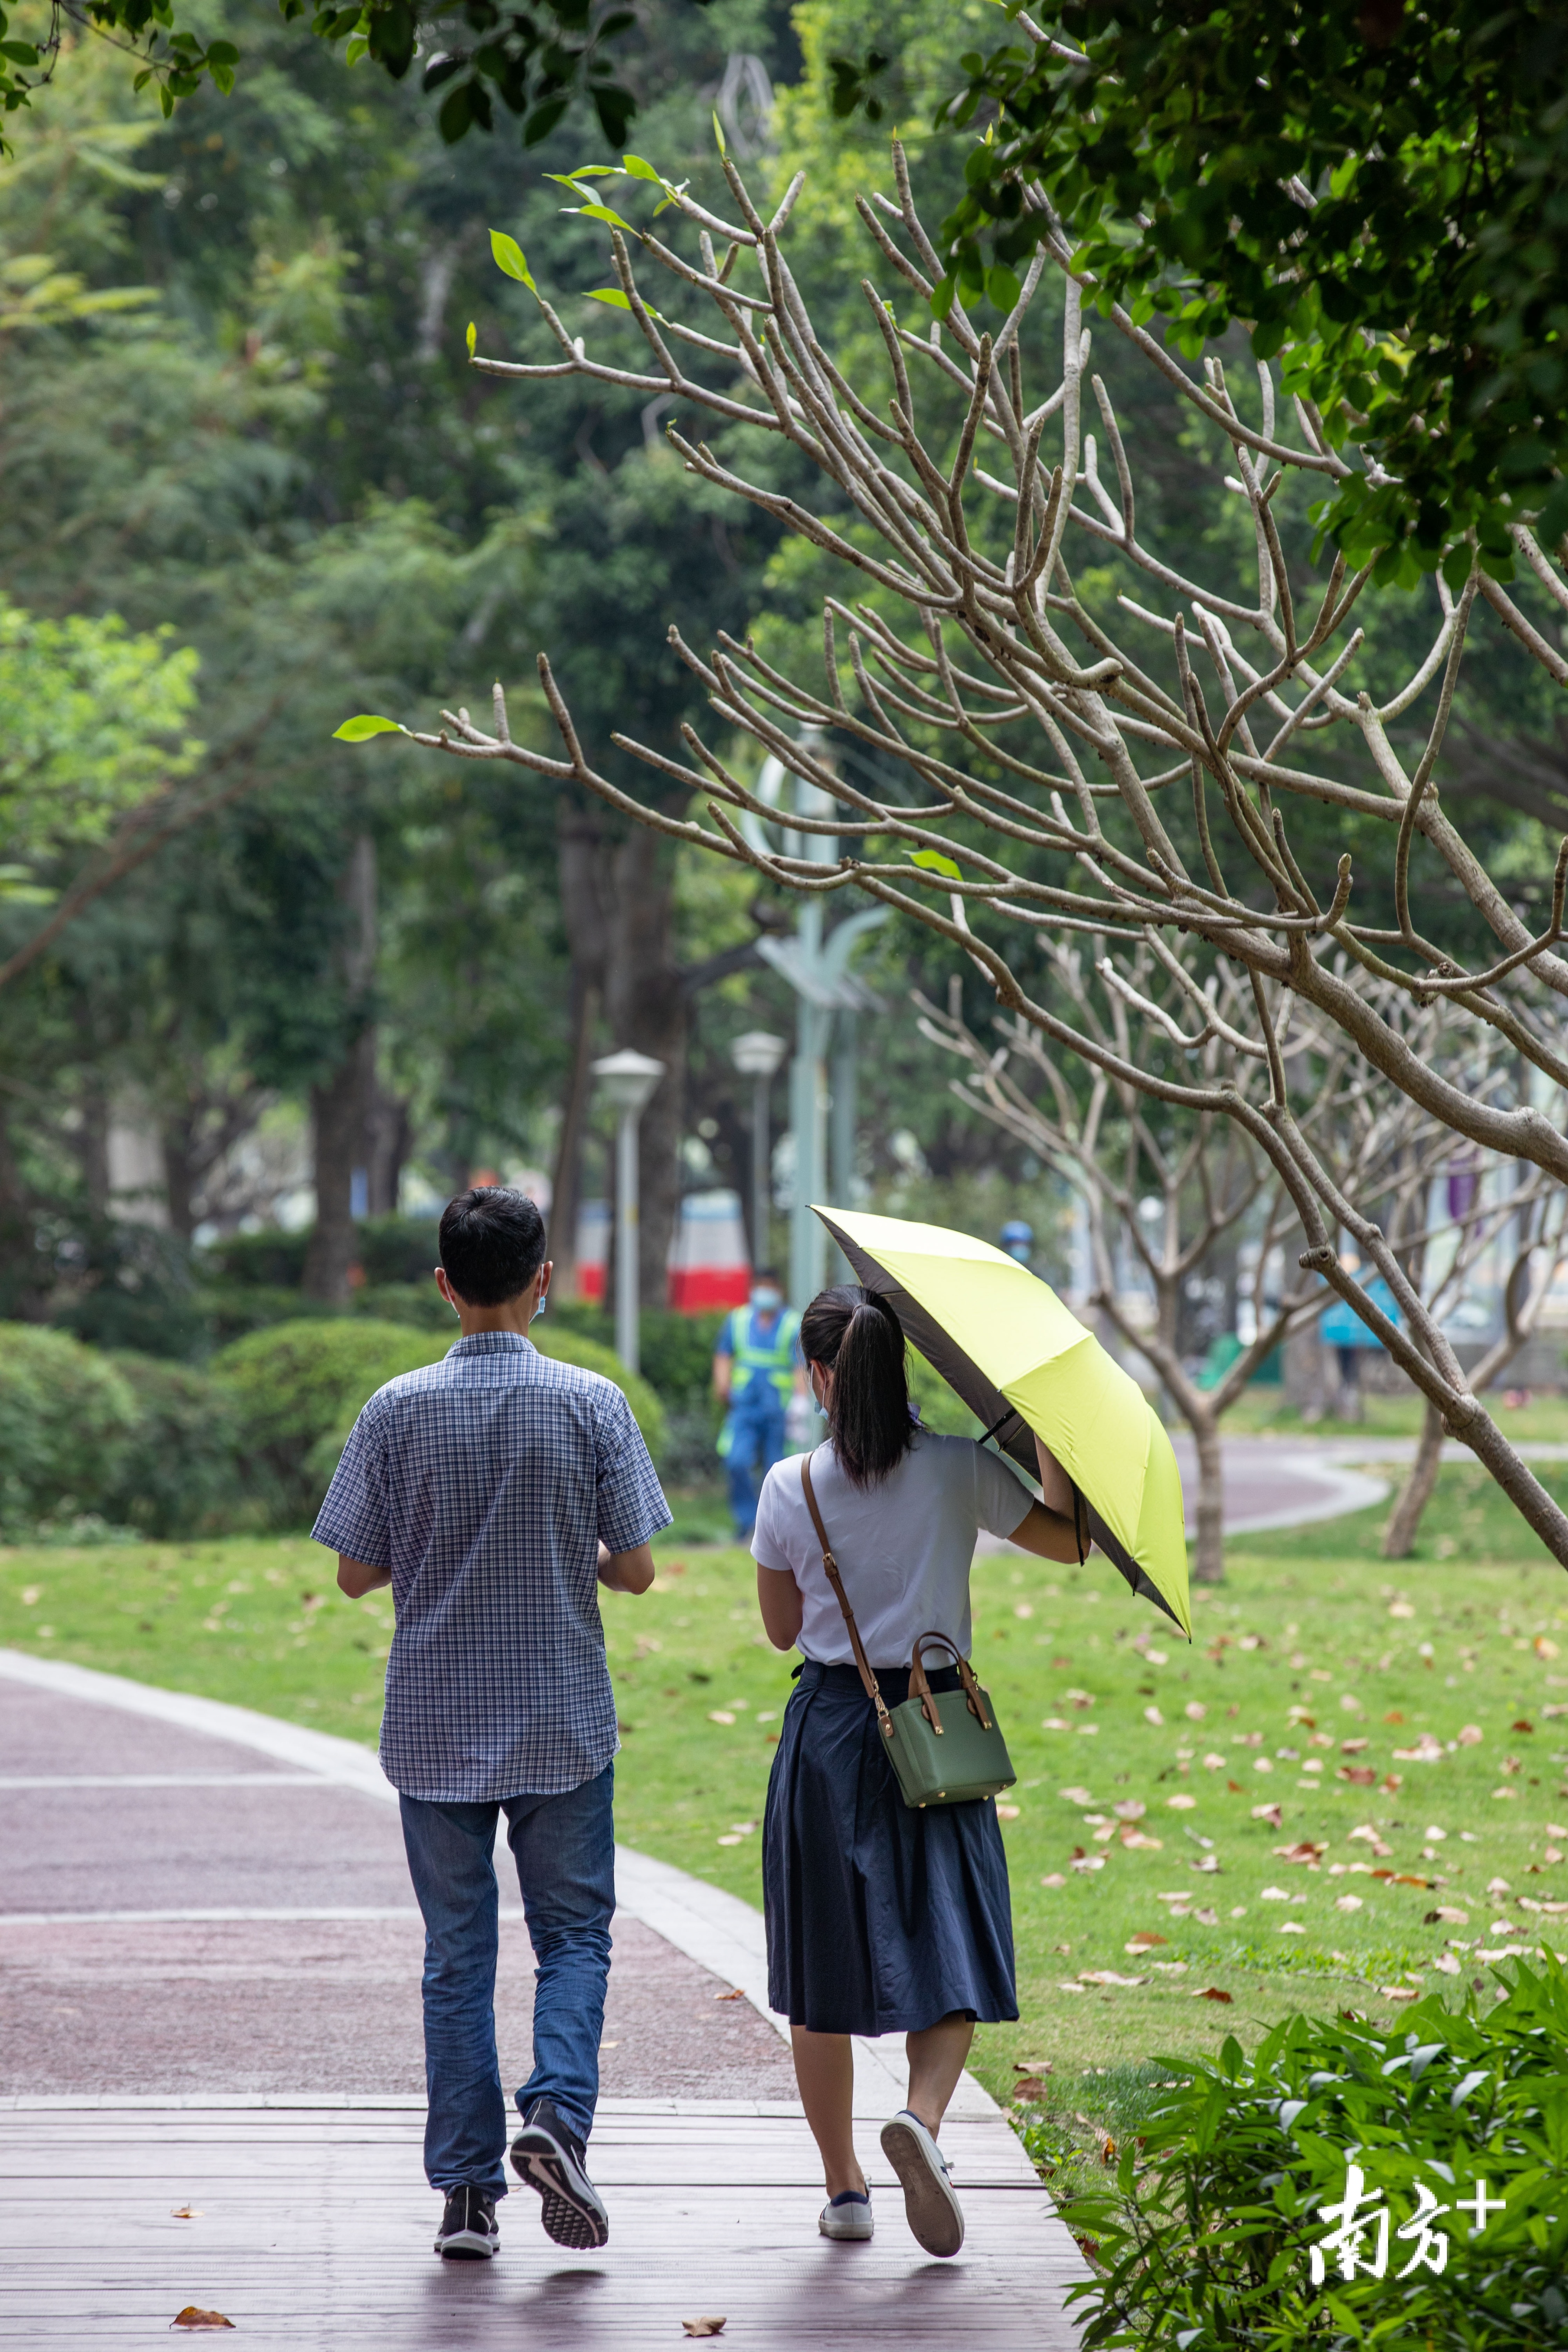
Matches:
[712,1269,805,1539]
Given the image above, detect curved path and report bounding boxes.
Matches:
[0,1649,1088,2349]
[1168,1433,1568,1538]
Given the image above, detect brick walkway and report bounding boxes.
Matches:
[0,1652,1089,2347]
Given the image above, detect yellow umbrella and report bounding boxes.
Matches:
[813,1205,1191,1639]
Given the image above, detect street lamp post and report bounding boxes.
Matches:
[745,764,884,1310]
[729,1030,788,1272]
[590,1049,665,1375]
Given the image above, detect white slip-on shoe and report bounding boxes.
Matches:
[819,2189,874,2241]
[879,2109,964,2258]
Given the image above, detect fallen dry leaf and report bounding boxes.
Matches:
[1192,1986,1233,2003]
[1251,1802,1283,1828]
[682,2320,727,2337]
[170,2311,234,2332]
[1012,2076,1050,2102]
[169,2207,203,2221]
[714,1987,745,2000]
[1014,2058,1053,2072]
[1125,1931,1168,1951]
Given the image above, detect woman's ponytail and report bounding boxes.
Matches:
[799,1283,915,1488]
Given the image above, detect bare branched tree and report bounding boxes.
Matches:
[918,953,1568,1577]
[387,143,1568,1564]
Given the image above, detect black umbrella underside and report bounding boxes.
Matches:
[817,1210,1188,1637]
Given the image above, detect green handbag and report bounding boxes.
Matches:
[799,1450,1018,1810]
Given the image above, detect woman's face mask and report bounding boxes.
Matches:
[751,1285,783,1312]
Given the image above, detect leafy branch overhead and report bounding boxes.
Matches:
[343,137,1568,1570]
[0,0,662,157]
[915,0,1568,578]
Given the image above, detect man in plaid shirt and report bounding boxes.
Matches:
[314,1186,670,2263]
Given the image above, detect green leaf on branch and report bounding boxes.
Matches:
[569,200,637,232]
[465,320,476,357]
[332,714,404,741]
[584,287,663,320]
[909,848,962,880]
[488,230,536,293]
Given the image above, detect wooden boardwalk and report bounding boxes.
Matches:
[0,1651,1090,2348]
[0,2098,1087,2347]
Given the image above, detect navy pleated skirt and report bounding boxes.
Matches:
[762,1658,1019,2037]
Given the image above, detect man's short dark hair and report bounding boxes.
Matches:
[754,1266,781,1283]
[439,1188,547,1306]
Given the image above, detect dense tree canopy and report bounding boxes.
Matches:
[882,0,1567,579]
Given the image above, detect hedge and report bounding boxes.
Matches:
[1052,1954,1568,2350]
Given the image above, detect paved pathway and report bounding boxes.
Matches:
[0,1650,1089,2348]
[978,1432,1568,1553]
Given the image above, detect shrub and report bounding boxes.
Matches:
[44,1217,209,1359]
[1053,1956,1568,2350]
[0,1322,140,1532]
[199,1229,311,1289]
[98,1355,253,1540]
[198,1216,439,1293]
[356,1214,441,1285]
[212,1319,450,1520]
[215,1315,668,1528]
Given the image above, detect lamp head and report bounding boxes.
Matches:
[591,1049,665,1115]
[730,1029,788,1080]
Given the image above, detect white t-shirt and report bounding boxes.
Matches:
[751,1432,1035,1671]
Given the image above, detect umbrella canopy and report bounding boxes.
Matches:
[813,1205,1191,1639]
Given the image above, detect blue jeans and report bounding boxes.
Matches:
[724,1396,787,1535]
[398,1764,615,2195]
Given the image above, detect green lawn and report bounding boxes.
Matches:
[6,1461,1568,2163]
[1221,1385,1568,1442]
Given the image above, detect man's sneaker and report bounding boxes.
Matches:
[510,2097,610,2249]
[819,2188,874,2241]
[434,2183,499,2260]
[879,2110,964,2258]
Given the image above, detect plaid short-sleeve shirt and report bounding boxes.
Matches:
[311,1330,671,1801]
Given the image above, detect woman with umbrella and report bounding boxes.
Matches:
[750,1283,1085,2259]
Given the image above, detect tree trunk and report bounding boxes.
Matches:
[78,1074,111,1215]
[1284,1322,1330,1421]
[303,832,377,1303]
[365,1082,410,1218]
[549,977,601,1296]
[162,1112,200,1241]
[603,822,685,1308]
[303,1027,377,1301]
[1191,1410,1226,1585]
[1382,1397,1445,1557]
[551,805,611,1296]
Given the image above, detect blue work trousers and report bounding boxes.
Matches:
[398,1763,615,2195]
[726,1392,787,1536]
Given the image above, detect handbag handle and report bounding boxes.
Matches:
[909,1631,992,1733]
[798,1451,896,1742]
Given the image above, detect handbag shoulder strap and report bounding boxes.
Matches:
[798,1450,895,1740]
